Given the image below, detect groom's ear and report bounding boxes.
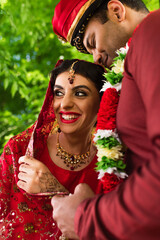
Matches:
[107,0,126,23]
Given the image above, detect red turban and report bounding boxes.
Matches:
[52,0,106,53]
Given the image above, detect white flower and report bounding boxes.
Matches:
[116,43,129,55]
[112,59,124,74]
[97,168,128,179]
[94,129,121,143]
[97,145,123,161]
[101,81,122,92]
[100,81,112,92]
[97,169,105,179]
[115,171,128,179]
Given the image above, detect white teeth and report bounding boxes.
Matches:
[62,114,78,120]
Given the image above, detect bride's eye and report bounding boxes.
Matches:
[75,91,87,97]
[54,90,64,96]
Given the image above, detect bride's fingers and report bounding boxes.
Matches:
[19,156,37,166]
[19,164,35,175]
[19,156,29,164]
[18,172,30,182]
[19,163,31,172]
[17,179,26,190]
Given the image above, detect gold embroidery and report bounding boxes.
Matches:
[42,203,52,211]
[9,164,14,174]
[13,184,20,193]
[73,35,89,53]
[50,118,59,135]
[24,223,35,233]
[67,0,96,43]
[18,202,29,212]
[5,146,12,155]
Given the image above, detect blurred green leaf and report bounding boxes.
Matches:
[11,81,18,97]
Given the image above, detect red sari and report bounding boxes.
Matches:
[0,79,103,239]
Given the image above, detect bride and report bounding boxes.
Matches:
[0,59,105,239]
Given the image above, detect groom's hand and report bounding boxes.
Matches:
[51,183,95,239]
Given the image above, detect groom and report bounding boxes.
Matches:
[52,0,149,68]
[52,1,160,239]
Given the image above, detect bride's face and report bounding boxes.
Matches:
[53,71,100,135]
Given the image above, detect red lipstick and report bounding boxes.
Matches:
[59,111,81,124]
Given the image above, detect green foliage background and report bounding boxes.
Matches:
[0,0,159,153]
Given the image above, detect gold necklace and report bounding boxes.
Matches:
[56,132,91,170]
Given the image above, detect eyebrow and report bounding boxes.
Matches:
[54,85,63,90]
[54,84,91,92]
[73,85,91,92]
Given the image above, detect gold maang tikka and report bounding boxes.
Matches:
[68,60,78,84]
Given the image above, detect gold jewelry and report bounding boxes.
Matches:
[49,118,60,135]
[68,60,78,84]
[56,132,91,170]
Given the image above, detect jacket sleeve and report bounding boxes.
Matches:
[74,10,160,240]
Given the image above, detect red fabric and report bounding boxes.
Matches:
[75,10,160,239]
[0,63,103,239]
[55,59,64,67]
[52,0,88,40]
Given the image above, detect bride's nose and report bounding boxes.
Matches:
[60,94,74,109]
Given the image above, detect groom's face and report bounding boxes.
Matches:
[83,6,131,68]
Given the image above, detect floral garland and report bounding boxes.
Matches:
[94,44,129,193]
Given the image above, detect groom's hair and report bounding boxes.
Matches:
[94,0,149,24]
[117,0,149,11]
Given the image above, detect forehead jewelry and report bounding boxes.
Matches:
[68,60,78,84]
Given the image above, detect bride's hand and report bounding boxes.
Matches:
[17,156,68,194]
